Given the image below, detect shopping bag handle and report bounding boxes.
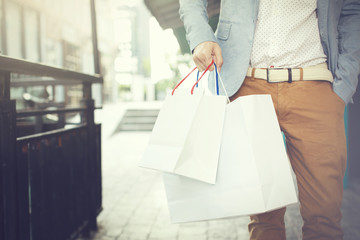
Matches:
[191,62,219,95]
[171,61,230,103]
[172,60,214,96]
[190,63,230,103]
[190,60,215,94]
[213,63,230,103]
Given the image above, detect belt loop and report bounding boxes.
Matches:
[288,68,292,83]
[251,68,256,80]
[300,68,303,81]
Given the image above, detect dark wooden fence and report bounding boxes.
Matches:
[0,55,103,240]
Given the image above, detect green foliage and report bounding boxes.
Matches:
[155,78,176,92]
[142,57,151,77]
[155,53,192,100]
[118,84,131,93]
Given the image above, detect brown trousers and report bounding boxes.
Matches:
[230,77,347,240]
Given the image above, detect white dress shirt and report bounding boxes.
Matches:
[250,0,327,68]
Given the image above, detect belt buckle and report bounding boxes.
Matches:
[287,68,292,83]
[266,68,293,83]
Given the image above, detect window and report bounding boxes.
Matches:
[24,8,40,62]
[6,1,22,58]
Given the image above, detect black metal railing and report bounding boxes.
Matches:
[0,55,103,240]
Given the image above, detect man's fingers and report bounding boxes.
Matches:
[213,45,223,72]
[193,41,223,72]
[193,54,208,72]
[193,41,216,71]
[194,54,214,72]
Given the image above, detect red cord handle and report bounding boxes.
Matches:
[171,66,197,95]
[191,60,214,94]
[171,60,214,95]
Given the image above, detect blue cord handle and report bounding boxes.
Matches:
[214,63,219,95]
[196,71,199,88]
[194,62,219,95]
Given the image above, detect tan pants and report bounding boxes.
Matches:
[230,77,347,240]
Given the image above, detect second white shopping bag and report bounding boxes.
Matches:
[163,94,298,223]
[140,62,228,184]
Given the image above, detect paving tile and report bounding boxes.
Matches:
[103,227,124,238]
[178,226,207,236]
[116,235,146,240]
[127,216,157,226]
[99,217,128,231]
[177,235,207,240]
[117,230,149,240]
[92,236,115,240]
[180,221,208,228]
[208,231,238,240]
[148,227,178,239]
[148,238,176,240]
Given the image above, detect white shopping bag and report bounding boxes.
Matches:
[163,94,298,223]
[140,68,227,184]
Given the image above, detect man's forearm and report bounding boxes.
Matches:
[179,0,217,52]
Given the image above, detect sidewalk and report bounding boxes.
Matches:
[83,102,358,240]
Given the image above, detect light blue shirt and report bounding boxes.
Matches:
[179,0,360,104]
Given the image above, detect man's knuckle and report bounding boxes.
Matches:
[193,54,201,61]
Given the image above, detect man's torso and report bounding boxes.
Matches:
[250,0,327,68]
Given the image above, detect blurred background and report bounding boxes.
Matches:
[1,0,202,107]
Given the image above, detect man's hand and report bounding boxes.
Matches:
[193,41,223,72]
